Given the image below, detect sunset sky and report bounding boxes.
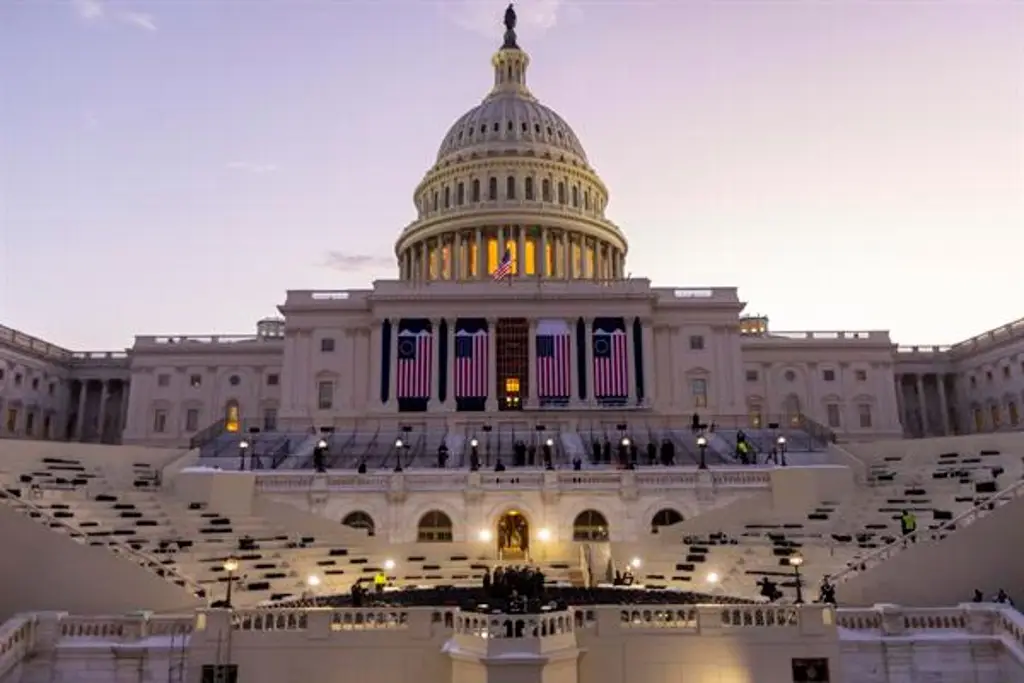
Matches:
[1,0,1021,350]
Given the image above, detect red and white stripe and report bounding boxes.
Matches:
[593,330,628,398]
[454,331,489,398]
[536,327,571,398]
[396,333,433,399]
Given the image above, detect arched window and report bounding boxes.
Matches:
[342,511,375,536]
[571,185,579,207]
[524,177,535,200]
[557,181,566,204]
[456,182,465,205]
[432,191,438,211]
[783,394,801,426]
[506,176,516,199]
[584,190,591,210]
[488,177,498,201]
[650,508,684,534]
[417,510,453,542]
[572,509,609,541]
[472,179,481,202]
[541,179,552,202]
[444,186,451,209]
[224,399,240,433]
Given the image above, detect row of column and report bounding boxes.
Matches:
[398,226,626,282]
[383,317,655,410]
[73,379,130,442]
[895,373,951,437]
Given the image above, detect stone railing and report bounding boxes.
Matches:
[836,603,1024,655]
[252,467,772,495]
[831,477,1024,584]
[0,614,37,681]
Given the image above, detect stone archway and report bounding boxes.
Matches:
[496,510,530,560]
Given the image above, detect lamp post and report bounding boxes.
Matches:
[394,438,404,472]
[238,440,249,472]
[313,438,328,473]
[223,557,239,607]
[789,554,804,604]
[306,575,321,606]
[777,435,788,466]
[696,435,708,470]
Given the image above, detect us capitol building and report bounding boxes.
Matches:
[1,11,1022,448]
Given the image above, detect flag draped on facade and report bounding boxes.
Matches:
[454,318,489,399]
[396,319,433,399]
[592,317,628,400]
[535,319,571,399]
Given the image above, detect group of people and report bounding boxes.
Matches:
[483,565,547,603]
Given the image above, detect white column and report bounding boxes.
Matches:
[119,381,131,437]
[75,381,88,441]
[370,323,383,406]
[936,374,950,435]
[486,318,498,412]
[454,234,463,281]
[568,319,580,406]
[894,375,906,434]
[388,320,399,408]
[915,374,929,436]
[527,319,538,409]
[564,233,572,278]
[540,228,549,278]
[584,318,595,406]
[445,322,456,410]
[641,320,655,407]
[625,319,637,406]
[517,225,526,277]
[475,228,484,279]
[97,381,110,443]
[497,226,506,262]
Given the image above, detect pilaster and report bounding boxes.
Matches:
[486,318,498,412]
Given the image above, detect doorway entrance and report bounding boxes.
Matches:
[497,510,530,560]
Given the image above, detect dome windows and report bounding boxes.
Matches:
[432,191,439,211]
[542,179,552,202]
[571,185,579,207]
[506,176,516,199]
[472,179,481,202]
[557,181,566,204]
[488,177,498,201]
[444,186,451,209]
[457,182,465,205]
[525,177,534,200]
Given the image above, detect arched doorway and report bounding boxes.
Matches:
[497,510,530,559]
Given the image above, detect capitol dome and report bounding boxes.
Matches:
[394,15,627,282]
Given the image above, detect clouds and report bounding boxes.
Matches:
[225,161,278,174]
[72,0,157,31]
[323,251,394,271]
[442,0,575,40]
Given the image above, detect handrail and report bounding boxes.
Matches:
[831,477,1024,584]
[0,488,206,598]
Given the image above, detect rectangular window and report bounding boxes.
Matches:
[25,412,35,435]
[157,374,170,387]
[48,382,56,396]
[317,381,334,410]
[689,335,705,351]
[185,409,199,432]
[263,408,278,432]
[691,378,708,408]
[14,373,23,386]
[855,369,867,382]
[201,665,238,683]
[858,404,872,429]
[266,373,280,386]
[320,338,335,353]
[823,369,836,382]
[153,409,168,433]
[31,378,39,390]
[826,403,841,428]
[190,374,202,388]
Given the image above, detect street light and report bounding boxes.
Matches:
[223,557,239,607]
[777,435,788,466]
[545,438,553,447]
[238,440,250,472]
[696,435,708,470]
[788,554,804,604]
[620,437,630,447]
[394,438,405,472]
[470,438,479,448]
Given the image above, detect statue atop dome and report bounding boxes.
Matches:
[502,3,519,49]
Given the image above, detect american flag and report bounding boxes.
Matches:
[492,249,512,281]
[396,331,432,399]
[592,328,628,398]
[454,330,488,398]
[536,320,571,398]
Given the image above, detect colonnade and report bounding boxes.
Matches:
[397,226,626,282]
